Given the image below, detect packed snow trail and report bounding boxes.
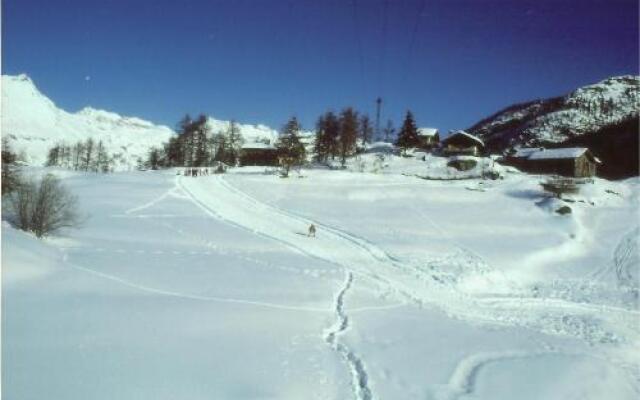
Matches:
[177,175,412,302]
[324,272,373,400]
[178,174,640,374]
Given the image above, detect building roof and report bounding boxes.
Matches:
[442,130,484,146]
[241,142,275,150]
[526,147,589,160]
[508,147,602,164]
[511,147,543,159]
[417,127,439,137]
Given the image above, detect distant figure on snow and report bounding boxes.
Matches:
[308,224,316,238]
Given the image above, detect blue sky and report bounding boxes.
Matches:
[3,0,638,134]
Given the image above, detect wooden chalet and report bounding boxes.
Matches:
[504,147,601,177]
[239,142,279,166]
[417,128,440,150]
[441,130,485,156]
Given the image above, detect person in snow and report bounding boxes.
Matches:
[308,224,316,238]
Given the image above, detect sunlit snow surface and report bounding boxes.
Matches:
[3,164,639,399]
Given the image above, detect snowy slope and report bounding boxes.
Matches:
[468,75,639,147]
[1,74,175,168]
[3,164,639,399]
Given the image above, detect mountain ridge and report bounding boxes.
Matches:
[1,74,284,168]
[467,75,639,178]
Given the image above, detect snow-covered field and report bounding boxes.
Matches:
[3,161,639,399]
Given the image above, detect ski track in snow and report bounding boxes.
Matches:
[442,347,640,399]
[124,188,178,215]
[70,172,638,397]
[177,175,386,398]
[324,271,373,400]
[176,173,640,383]
[221,177,636,323]
[448,350,548,396]
[444,350,563,399]
[58,250,332,313]
[614,227,640,287]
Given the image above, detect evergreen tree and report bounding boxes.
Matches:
[359,114,373,148]
[313,114,328,162]
[313,111,340,162]
[82,138,95,171]
[60,144,72,168]
[395,111,420,154]
[164,136,184,166]
[2,138,20,194]
[72,142,85,170]
[225,120,244,166]
[95,141,111,172]
[276,116,306,177]
[46,143,62,167]
[338,107,359,166]
[327,112,340,159]
[211,131,228,164]
[147,148,162,170]
[192,114,210,167]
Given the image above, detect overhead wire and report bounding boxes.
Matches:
[404,0,427,88]
[351,0,366,96]
[378,0,389,96]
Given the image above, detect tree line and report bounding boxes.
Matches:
[145,108,421,173]
[314,108,420,163]
[145,114,245,170]
[46,138,113,173]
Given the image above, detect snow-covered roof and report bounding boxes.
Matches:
[442,130,484,146]
[527,147,589,160]
[418,127,438,137]
[241,142,275,150]
[511,147,543,159]
[364,141,395,154]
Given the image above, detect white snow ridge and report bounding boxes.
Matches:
[1,74,175,168]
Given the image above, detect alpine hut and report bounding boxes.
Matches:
[239,142,279,166]
[417,128,440,150]
[441,130,485,156]
[504,147,601,177]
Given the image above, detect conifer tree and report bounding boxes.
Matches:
[313,111,341,162]
[164,136,184,166]
[2,138,20,194]
[313,114,328,162]
[82,138,95,171]
[395,111,420,154]
[95,140,111,172]
[359,114,373,147]
[192,114,210,167]
[72,142,85,170]
[46,143,61,167]
[338,107,359,166]
[147,148,162,170]
[225,120,244,166]
[211,131,228,164]
[276,116,306,177]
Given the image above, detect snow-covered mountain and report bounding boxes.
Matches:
[0,74,290,168]
[467,75,639,178]
[1,74,175,168]
[468,76,639,147]
[206,118,280,145]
